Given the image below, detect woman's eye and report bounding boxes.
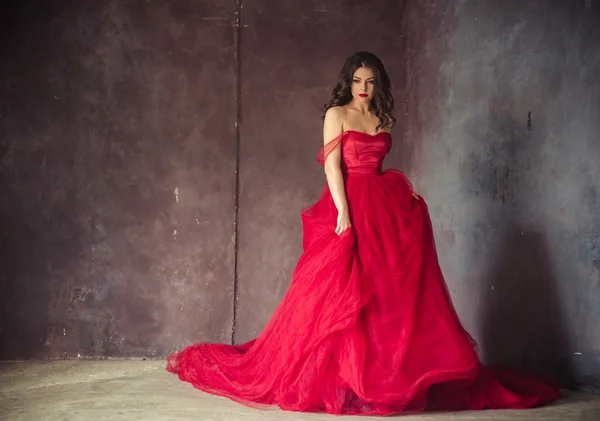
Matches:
[369,80,375,84]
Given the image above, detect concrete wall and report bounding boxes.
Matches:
[1,0,598,392]
[234,0,410,343]
[0,0,410,359]
[0,0,238,358]
[403,0,600,392]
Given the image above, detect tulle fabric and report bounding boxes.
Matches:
[166,130,561,415]
[316,131,344,165]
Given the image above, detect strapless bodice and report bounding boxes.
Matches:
[316,129,392,175]
[339,130,391,175]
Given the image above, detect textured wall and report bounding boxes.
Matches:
[234,0,411,342]
[0,0,237,358]
[403,0,600,392]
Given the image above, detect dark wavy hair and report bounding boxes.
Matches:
[322,51,396,131]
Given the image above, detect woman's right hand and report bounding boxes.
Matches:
[335,209,352,236]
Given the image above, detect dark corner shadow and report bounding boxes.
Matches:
[479,224,576,388]
[0,193,50,362]
[0,1,53,362]
[462,103,576,391]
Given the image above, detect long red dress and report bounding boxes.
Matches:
[166,130,561,415]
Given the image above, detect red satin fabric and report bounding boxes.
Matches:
[166,130,561,415]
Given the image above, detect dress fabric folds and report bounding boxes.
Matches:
[166,130,561,415]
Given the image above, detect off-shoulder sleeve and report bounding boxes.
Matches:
[316,132,344,165]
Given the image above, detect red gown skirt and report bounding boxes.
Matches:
[166,131,560,415]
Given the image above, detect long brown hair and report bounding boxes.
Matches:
[322,52,396,132]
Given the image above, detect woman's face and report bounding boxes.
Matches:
[351,66,375,102]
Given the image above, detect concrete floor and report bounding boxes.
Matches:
[0,361,599,421]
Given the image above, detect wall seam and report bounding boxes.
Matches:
[231,0,243,345]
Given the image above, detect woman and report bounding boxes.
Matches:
[167,51,561,415]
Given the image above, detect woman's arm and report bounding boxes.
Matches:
[322,107,352,235]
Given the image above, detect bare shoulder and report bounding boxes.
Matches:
[323,106,348,130]
[323,106,347,145]
[324,106,347,122]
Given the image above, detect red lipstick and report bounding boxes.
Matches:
[359,94,368,98]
